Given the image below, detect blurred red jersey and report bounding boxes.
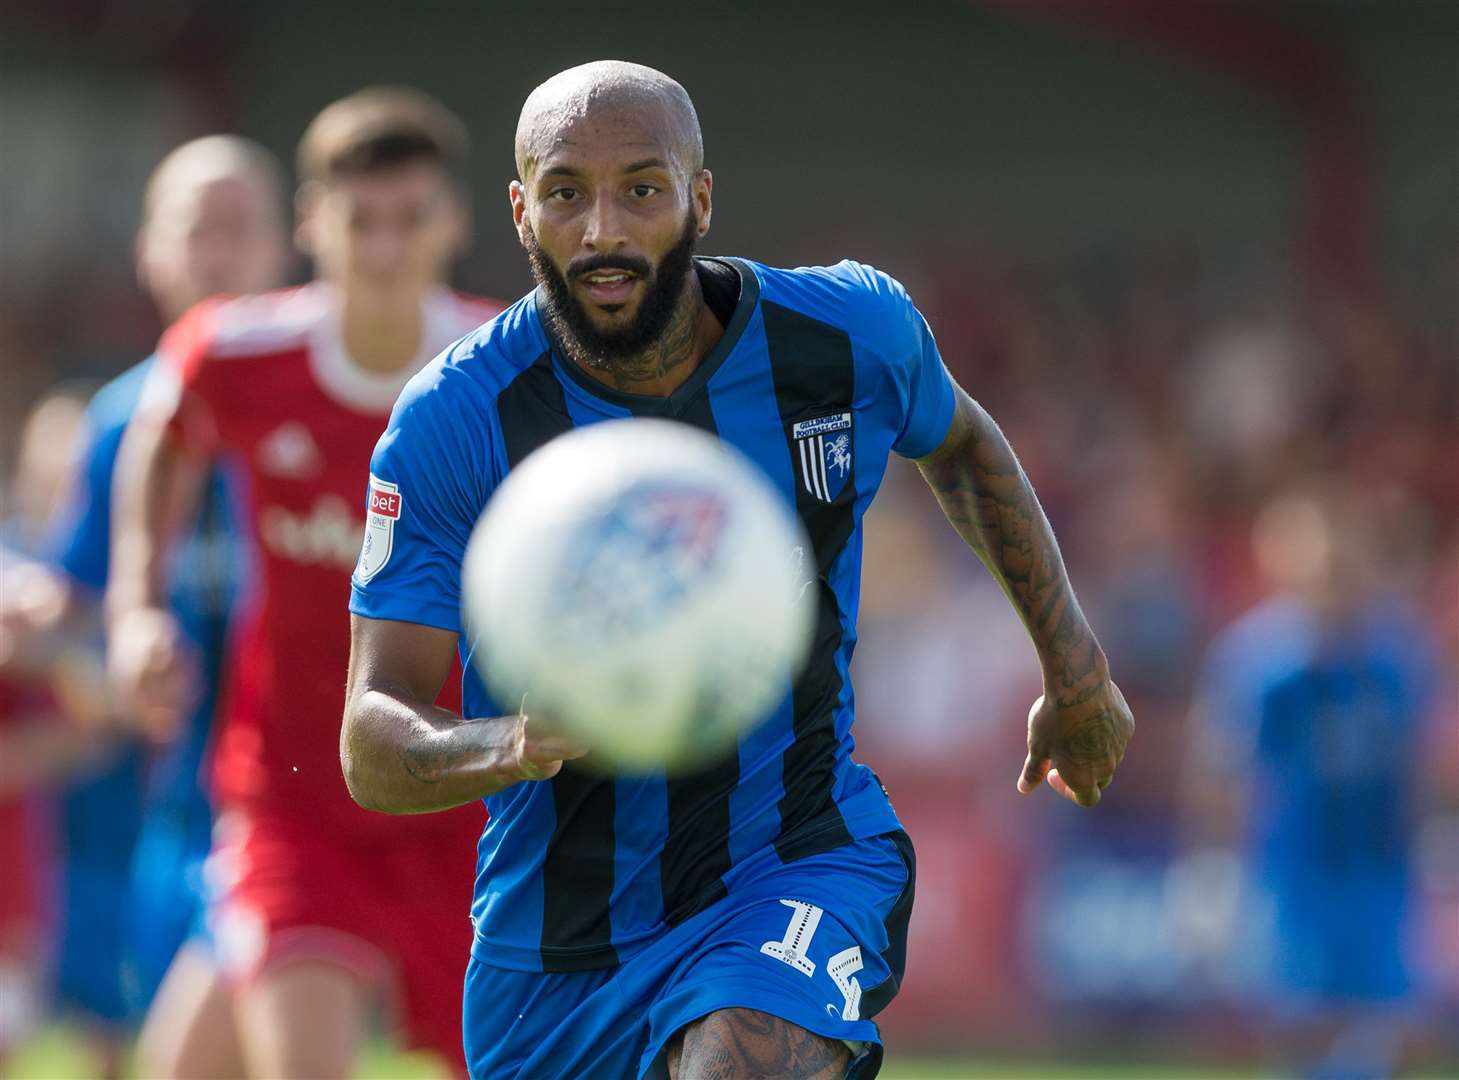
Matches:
[148,283,500,832]
[0,679,49,955]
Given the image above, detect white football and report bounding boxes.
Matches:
[462,418,815,773]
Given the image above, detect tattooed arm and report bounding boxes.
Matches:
[916,383,1133,807]
[340,615,586,813]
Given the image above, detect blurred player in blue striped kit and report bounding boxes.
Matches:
[343,61,1134,1078]
[24,135,289,1076]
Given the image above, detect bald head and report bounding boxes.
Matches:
[143,135,286,230]
[509,62,714,377]
[515,61,703,182]
[138,135,289,321]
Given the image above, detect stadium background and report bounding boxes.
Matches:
[1,0,1454,1076]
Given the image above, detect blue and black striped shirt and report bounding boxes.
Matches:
[350,257,956,972]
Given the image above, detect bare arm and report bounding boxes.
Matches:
[107,414,203,617]
[0,716,120,796]
[105,413,206,738]
[341,615,586,814]
[916,383,1133,806]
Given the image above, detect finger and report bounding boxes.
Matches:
[1048,768,1100,808]
[523,734,590,763]
[1017,753,1050,795]
[517,758,564,782]
[523,708,572,740]
[1019,700,1054,796]
[518,711,591,765]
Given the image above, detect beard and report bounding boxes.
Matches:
[524,211,697,374]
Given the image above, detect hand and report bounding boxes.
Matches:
[1018,676,1133,808]
[107,606,196,743]
[0,562,70,679]
[49,649,114,731]
[508,708,590,782]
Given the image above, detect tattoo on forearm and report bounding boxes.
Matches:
[674,1008,849,1080]
[918,394,1101,699]
[400,742,450,785]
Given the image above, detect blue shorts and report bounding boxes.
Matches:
[1266,868,1411,1006]
[55,862,133,1026]
[463,830,915,1080]
[123,816,212,1014]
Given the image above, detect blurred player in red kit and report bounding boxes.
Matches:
[108,88,500,1079]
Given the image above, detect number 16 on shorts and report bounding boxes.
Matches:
[759,899,864,1021]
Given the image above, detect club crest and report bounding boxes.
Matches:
[791,413,852,503]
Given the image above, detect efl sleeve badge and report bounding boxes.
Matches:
[354,475,402,584]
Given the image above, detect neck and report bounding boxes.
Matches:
[339,285,432,374]
[576,271,723,397]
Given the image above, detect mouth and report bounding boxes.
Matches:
[576,268,641,308]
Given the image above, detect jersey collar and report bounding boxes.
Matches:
[307,283,458,414]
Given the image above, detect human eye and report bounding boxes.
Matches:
[549,187,580,202]
[628,183,659,198]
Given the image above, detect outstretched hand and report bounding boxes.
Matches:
[1018,677,1133,808]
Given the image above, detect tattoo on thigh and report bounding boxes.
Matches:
[673,1008,850,1080]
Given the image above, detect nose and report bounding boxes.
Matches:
[580,192,627,253]
[359,222,410,279]
[195,231,250,294]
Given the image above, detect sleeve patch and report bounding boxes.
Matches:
[355,475,402,583]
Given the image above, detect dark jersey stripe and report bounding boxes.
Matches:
[760,300,857,862]
[617,389,740,927]
[859,829,917,1018]
[496,352,619,970]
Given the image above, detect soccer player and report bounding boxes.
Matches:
[343,62,1133,1079]
[0,136,287,1076]
[1187,482,1440,1078]
[109,89,499,1078]
[49,135,291,1076]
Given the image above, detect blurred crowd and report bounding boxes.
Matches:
[853,243,1458,1070]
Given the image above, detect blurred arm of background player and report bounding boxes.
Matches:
[0,695,114,796]
[342,617,587,814]
[0,554,118,794]
[916,382,1134,808]
[0,392,159,792]
[105,408,207,741]
[0,393,104,687]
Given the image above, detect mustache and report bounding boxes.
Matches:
[565,252,653,280]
